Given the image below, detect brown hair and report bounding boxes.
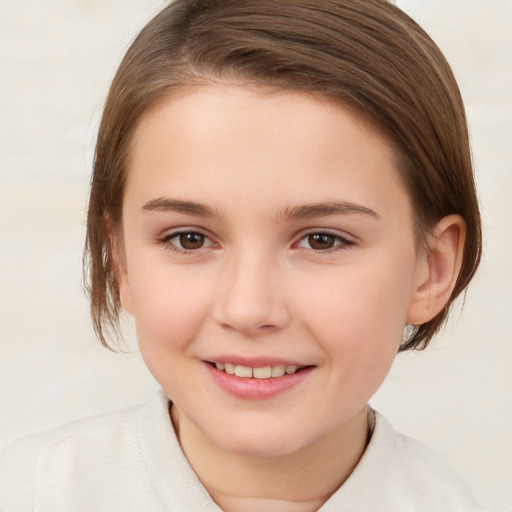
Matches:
[84,0,482,351]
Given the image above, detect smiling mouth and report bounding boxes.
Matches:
[209,362,310,379]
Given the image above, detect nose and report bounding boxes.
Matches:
[212,251,291,336]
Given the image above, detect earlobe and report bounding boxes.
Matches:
[407,214,466,325]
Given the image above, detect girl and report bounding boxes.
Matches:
[0,0,488,510]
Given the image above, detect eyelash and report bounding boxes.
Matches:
[157,229,355,255]
[295,231,355,253]
[158,230,215,255]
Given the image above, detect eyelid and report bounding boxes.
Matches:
[158,227,218,254]
[156,226,356,254]
[294,228,356,252]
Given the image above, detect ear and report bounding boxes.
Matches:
[407,214,466,325]
[105,215,134,315]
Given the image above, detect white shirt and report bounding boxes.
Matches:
[0,388,484,511]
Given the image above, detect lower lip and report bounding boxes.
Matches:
[204,362,315,400]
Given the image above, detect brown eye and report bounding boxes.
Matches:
[178,232,205,250]
[162,231,215,254]
[307,233,337,250]
[297,232,353,252]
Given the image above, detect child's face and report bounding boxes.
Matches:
[118,85,428,457]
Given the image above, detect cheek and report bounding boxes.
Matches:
[294,256,413,377]
[129,271,216,398]
[299,261,411,332]
[128,265,215,353]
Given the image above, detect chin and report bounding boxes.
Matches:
[209,422,314,459]
[222,437,299,458]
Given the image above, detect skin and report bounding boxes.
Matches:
[116,84,465,511]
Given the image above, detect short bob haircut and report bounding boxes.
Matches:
[84,0,482,351]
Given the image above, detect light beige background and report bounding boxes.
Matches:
[0,1,510,510]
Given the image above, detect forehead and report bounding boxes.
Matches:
[125,84,410,221]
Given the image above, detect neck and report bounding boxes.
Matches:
[171,405,370,512]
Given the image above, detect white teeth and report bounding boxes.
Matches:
[253,366,272,379]
[234,365,253,378]
[271,365,286,377]
[214,362,303,378]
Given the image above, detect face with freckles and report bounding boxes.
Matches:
[117,84,437,457]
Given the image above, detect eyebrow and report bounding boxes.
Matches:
[142,197,379,221]
[142,198,217,217]
[280,201,380,220]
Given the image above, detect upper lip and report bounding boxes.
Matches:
[203,356,310,368]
